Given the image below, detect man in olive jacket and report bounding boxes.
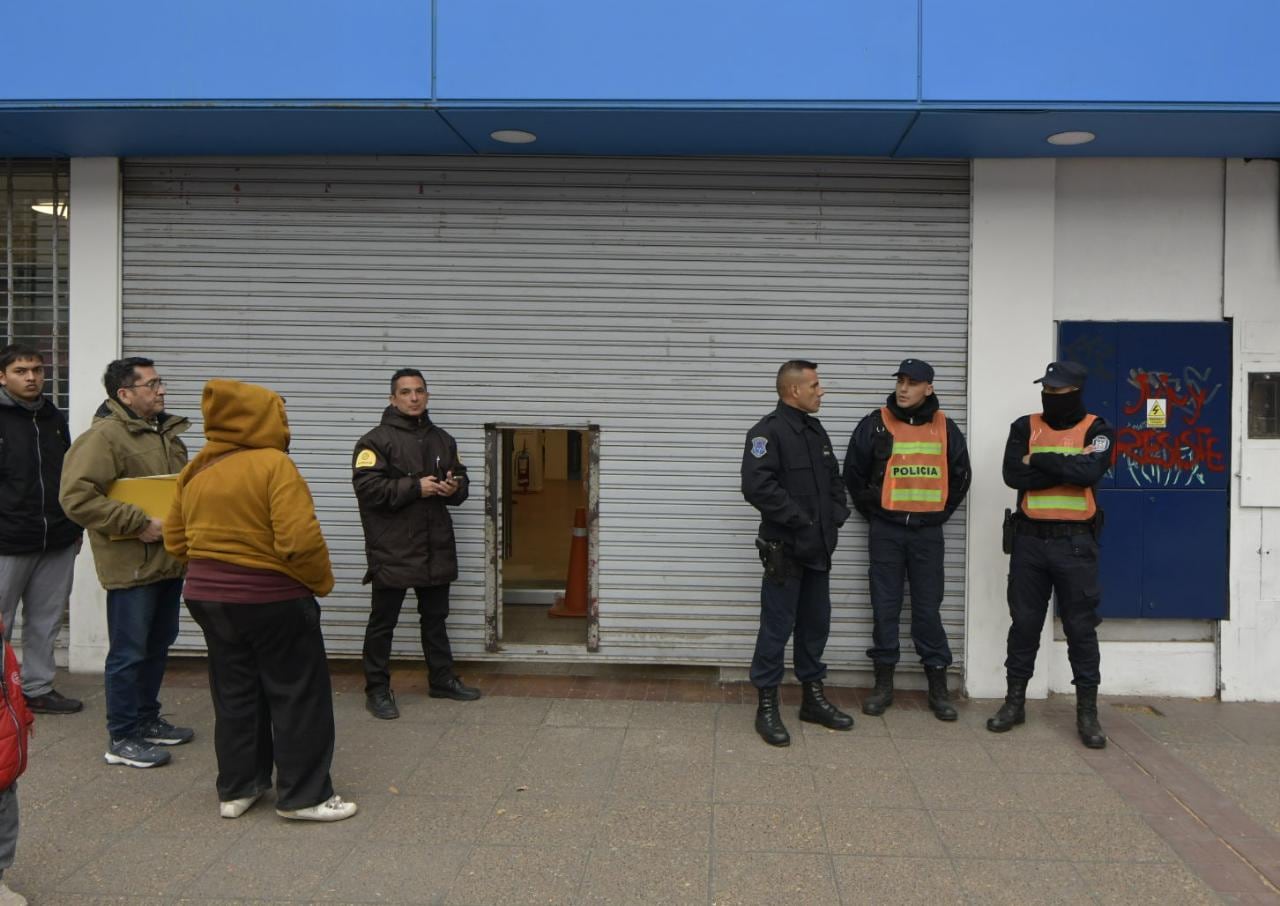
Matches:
[60,357,195,769]
[353,368,478,719]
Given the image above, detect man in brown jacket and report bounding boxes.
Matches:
[60,357,194,769]
[353,368,478,719]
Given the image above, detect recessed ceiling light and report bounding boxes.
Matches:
[1046,131,1096,146]
[490,129,537,144]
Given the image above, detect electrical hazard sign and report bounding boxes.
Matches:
[1146,398,1167,429]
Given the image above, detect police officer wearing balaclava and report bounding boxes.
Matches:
[989,361,1114,748]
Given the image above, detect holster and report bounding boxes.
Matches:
[1002,508,1015,555]
[755,536,795,586]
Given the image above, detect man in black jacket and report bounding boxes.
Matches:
[0,344,83,714]
[988,361,1114,749]
[842,359,970,721]
[353,368,479,719]
[741,360,853,746]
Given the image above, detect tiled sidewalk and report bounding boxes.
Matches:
[10,661,1280,905]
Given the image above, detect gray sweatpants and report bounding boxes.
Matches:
[0,784,16,876]
[0,545,77,697]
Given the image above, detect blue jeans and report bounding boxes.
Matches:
[105,578,182,739]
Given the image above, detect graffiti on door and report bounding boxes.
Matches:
[1116,366,1226,486]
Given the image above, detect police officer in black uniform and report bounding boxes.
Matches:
[843,359,971,721]
[741,359,853,746]
[988,361,1113,749]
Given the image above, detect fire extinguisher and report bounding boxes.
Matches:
[516,443,531,493]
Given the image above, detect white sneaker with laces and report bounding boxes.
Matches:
[276,794,358,822]
[219,791,264,819]
[0,880,28,905]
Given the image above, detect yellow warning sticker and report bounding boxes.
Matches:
[355,449,377,469]
[1146,398,1167,429]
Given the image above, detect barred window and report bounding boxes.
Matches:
[2,159,70,409]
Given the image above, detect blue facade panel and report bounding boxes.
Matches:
[897,110,1280,159]
[0,109,472,158]
[2,0,431,100]
[922,0,1280,104]
[435,0,919,101]
[439,108,915,156]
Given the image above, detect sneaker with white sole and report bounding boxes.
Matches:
[104,736,171,768]
[138,716,195,746]
[0,880,28,905]
[220,791,264,819]
[276,794,358,822]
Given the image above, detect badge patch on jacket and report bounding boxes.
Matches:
[355,449,377,468]
[750,437,768,458]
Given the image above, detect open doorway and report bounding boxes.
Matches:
[484,424,599,652]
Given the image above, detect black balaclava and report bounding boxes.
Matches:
[1041,389,1086,428]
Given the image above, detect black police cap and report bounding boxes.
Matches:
[1034,361,1088,388]
[892,359,934,383]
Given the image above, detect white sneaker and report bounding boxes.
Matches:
[0,880,28,905]
[276,794,358,822]
[219,791,263,819]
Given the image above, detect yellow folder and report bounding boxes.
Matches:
[106,474,180,540]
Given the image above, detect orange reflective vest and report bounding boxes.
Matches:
[880,407,948,513]
[1021,413,1098,521]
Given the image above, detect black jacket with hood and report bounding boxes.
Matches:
[0,390,82,554]
[352,407,469,588]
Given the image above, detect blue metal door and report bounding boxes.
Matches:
[1059,322,1230,619]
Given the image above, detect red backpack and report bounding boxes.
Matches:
[0,621,33,789]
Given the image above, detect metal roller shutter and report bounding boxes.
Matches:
[120,156,970,672]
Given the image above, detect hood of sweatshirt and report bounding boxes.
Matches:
[200,379,290,455]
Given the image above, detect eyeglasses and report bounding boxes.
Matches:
[124,378,165,392]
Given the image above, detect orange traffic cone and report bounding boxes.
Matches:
[549,507,589,618]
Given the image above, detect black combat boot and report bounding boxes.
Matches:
[799,681,854,730]
[924,667,958,722]
[861,664,895,716]
[1076,685,1107,749]
[986,677,1028,733]
[754,686,791,747]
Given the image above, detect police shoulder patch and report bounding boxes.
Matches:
[1092,435,1111,453]
[750,436,769,458]
[355,448,378,469]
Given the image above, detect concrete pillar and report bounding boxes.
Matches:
[965,159,1058,699]
[67,158,122,673]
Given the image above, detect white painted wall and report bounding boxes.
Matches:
[966,159,1057,699]
[971,156,1280,701]
[1053,158,1224,321]
[66,158,121,673]
[1222,158,1280,701]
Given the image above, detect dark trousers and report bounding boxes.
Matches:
[749,567,831,689]
[362,584,455,692]
[867,519,952,669]
[1005,532,1103,686]
[104,578,182,739]
[187,597,336,811]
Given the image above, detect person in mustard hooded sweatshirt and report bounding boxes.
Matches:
[165,379,356,823]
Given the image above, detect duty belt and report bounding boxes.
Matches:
[1013,519,1093,538]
